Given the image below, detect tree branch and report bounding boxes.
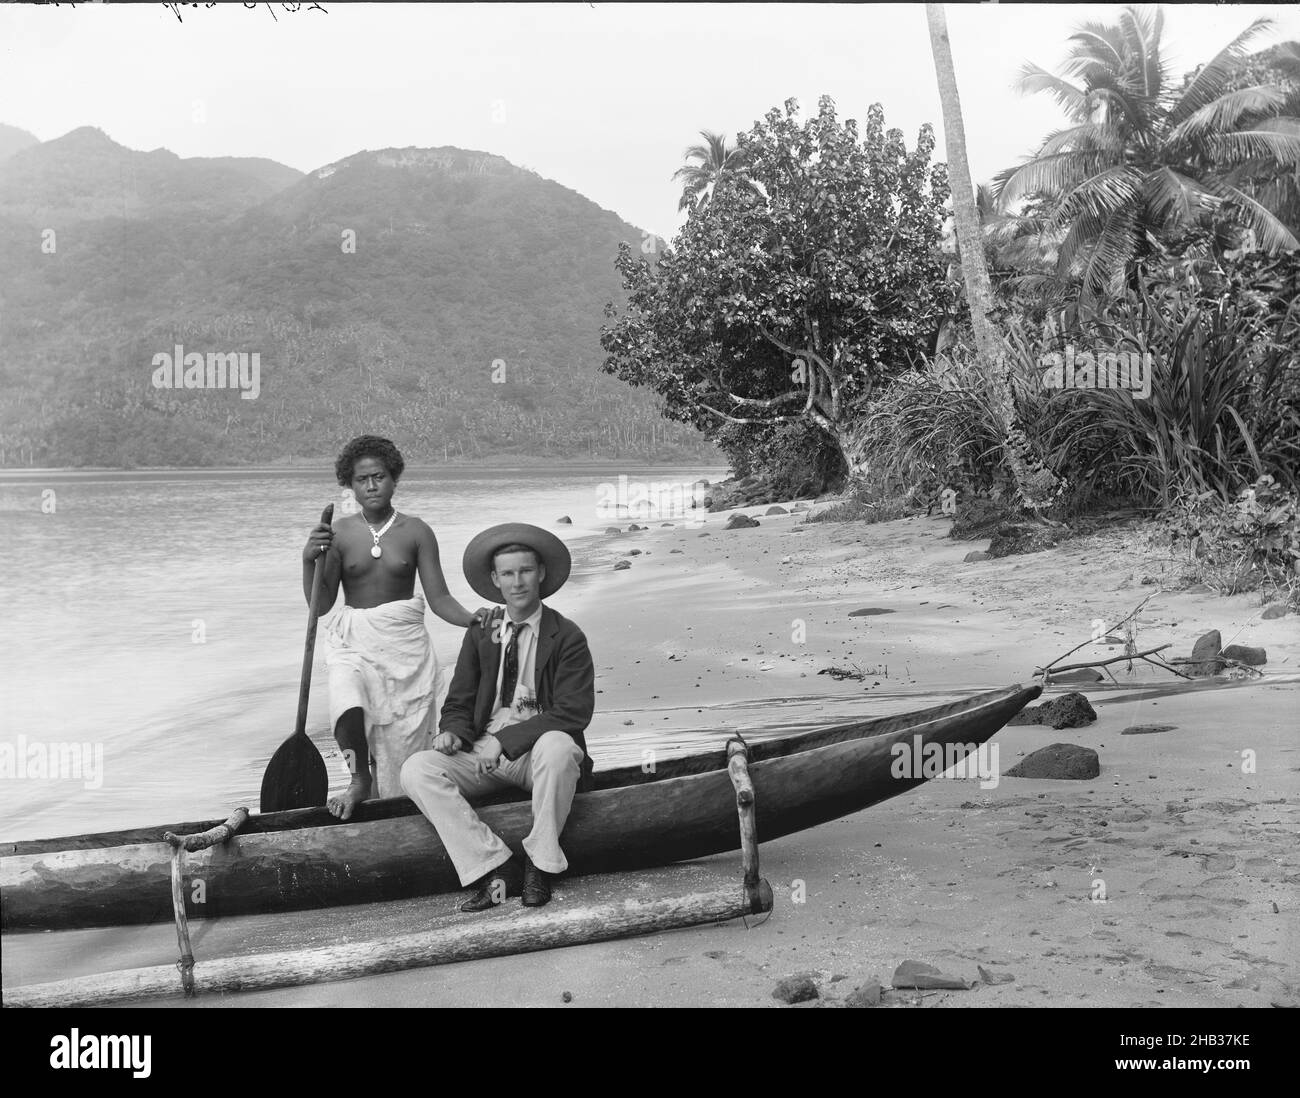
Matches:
[698,403,808,426]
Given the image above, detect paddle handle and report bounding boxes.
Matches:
[295,504,335,737]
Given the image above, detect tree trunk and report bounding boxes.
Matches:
[926,2,1061,512]
[832,421,871,482]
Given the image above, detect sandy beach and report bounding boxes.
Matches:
[6,497,1297,1009]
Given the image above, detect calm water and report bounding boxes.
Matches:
[0,464,726,840]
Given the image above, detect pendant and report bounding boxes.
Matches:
[371,545,382,558]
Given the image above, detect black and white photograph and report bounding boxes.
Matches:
[1,0,1297,1049]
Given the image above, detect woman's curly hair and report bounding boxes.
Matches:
[335,436,406,486]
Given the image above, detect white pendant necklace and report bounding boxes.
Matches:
[364,510,397,558]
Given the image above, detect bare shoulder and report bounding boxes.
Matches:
[403,514,436,542]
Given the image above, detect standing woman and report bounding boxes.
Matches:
[302,435,491,820]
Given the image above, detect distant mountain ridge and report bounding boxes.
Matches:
[0,127,708,467]
[0,123,39,163]
[0,126,304,222]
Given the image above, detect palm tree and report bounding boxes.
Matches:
[996,6,1300,303]
[927,2,1063,511]
[672,131,758,213]
[1215,40,1300,240]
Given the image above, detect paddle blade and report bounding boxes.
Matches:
[260,732,329,812]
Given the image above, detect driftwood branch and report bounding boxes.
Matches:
[1034,644,1171,676]
[1039,595,1155,674]
[1140,654,1196,681]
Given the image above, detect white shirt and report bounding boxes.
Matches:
[487,604,544,735]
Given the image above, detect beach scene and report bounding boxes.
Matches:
[1,1,1298,1035]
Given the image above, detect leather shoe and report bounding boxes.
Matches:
[521,852,552,907]
[460,857,522,912]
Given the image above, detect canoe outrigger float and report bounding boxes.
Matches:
[1,684,1039,935]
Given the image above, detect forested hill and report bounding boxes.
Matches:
[0,131,715,467]
[0,124,39,164]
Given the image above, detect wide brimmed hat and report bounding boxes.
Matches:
[463,522,572,604]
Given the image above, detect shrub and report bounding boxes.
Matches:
[1160,475,1300,594]
[1042,283,1294,506]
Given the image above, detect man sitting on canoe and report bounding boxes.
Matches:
[303,436,492,820]
[400,523,595,910]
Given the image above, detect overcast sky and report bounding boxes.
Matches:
[2,2,1297,239]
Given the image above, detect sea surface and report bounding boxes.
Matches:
[0,463,728,841]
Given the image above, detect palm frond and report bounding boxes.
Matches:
[1167,86,1290,147]
[1142,166,1220,227]
[1204,177,1300,250]
[1033,123,1126,156]
[995,150,1120,209]
[1119,5,1165,101]
[1046,165,1144,233]
[1015,63,1090,117]
[1168,16,1276,126]
[1064,22,1128,77]
[1078,204,1139,302]
[1209,118,1300,168]
[1054,216,1097,278]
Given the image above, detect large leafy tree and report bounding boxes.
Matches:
[996,6,1300,304]
[671,130,760,213]
[603,96,956,477]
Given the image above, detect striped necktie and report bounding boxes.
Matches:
[501,621,520,707]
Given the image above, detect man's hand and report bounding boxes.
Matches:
[475,734,504,776]
[431,732,461,754]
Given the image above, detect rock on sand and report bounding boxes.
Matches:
[1004,743,1100,780]
[1007,691,1097,728]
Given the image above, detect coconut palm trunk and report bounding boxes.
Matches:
[926,2,1061,511]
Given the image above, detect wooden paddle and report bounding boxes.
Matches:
[260,503,335,813]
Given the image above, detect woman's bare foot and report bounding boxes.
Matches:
[327,776,372,820]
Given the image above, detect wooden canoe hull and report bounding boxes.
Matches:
[1,684,1039,931]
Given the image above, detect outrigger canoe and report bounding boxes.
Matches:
[1,683,1039,932]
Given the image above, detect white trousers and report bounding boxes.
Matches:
[399,730,585,886]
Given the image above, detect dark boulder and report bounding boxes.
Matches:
[1004,743,1100,780]
[772,973,819,1004]
[1222,643,1266,666]
[1007,691,1097,729]
[1187,629,1223,677]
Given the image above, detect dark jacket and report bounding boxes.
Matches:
[439,604,596,789]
